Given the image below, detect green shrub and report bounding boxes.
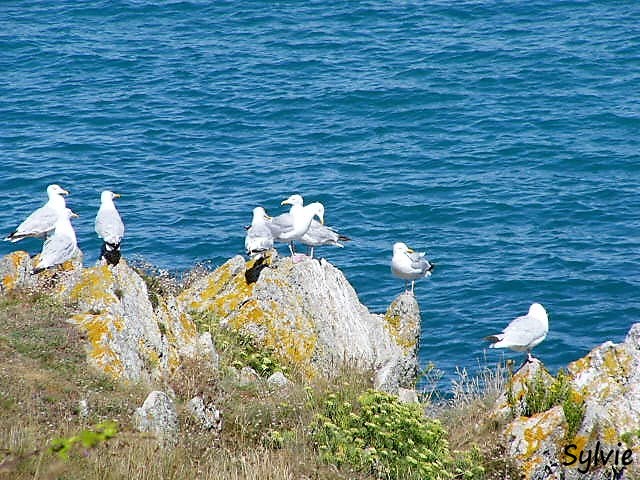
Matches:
[519,369,585,439]
[313,389,484,480]
[49,421,118,460]
[193,312,287,377]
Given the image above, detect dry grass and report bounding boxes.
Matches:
[0,281,518,480]
[0,289,375,479]
[430,360,520,480]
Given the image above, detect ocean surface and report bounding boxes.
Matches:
[1,1,639,389]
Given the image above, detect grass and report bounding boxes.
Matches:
[0,276,519,479]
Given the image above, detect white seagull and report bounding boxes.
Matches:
[268,194,325,256]
[5,184,69,242]
[484,303,549,363]
[245,206,274,257]
[95,190,125,266]
[33,208,80,274]
[391,242,435,293]
[270,194,349,258]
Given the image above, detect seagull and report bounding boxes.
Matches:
[33,208,80,274]
[95,190,125,266]
[272,194,349,258]
[245,206,274,257]
[391,242,435,293]
[4,184,69,242]
[268,194,324,256]
[484,303,549,363]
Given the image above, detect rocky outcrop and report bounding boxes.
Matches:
[179,255,421,392]
[133,391,178,446]
[0,251,420,391]
[67,261,217,382]
[497,324,640,480]
[0,250,83,297]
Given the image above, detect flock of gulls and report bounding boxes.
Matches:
[3,184,549,363]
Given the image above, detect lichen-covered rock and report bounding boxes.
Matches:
[67,260,215,381]
[133,391,178,446]
[497,324,640,479]
[0,250,83,297]
[187,396,222,432]
[267,371,292,390]
[179,255,421,392]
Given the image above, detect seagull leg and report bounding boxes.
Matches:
[309,246,315,259]
[288,242,296,256]
[411,281,415,294]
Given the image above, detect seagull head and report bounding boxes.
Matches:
[307,202,324,224]
[393,242,412,255]
[281,194,304,207]
[528,303,548,321]
[101,190,121,203]
[47,184,70,197]
[252,206,272,222]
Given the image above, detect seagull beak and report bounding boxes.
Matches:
[113,193,121,198]
[281,200,290,206]
[320,216,325,225]
[61,189,70,196]
[70,211,79,218]
[406,247,414,253]
[264,214,272,221]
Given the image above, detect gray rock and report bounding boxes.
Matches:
[267,371,292,390]
[496,324,640,479]
[133,391,178,446]
[0,250,83,297]
[180,255,421,393]
[187,396,222,432]
[66,260,217,381]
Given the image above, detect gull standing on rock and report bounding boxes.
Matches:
[391,242,435,293]
[95,190,125,266]
[5,184,69,242]
[268,194,325,257]
[484,303,549,364]
[270,194,349,258]
[33,208,80,274]
[245,206,274,257]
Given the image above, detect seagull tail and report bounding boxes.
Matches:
[484,334,504,347]
[4,231,21,242]
[100,242,122,266]
[338,234,351,242]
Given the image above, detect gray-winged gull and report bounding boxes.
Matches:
[268,194,324,256]
[245,206,274,257]
[33,208,80,274]
[391,242,435,293]
[5,184,69,242]
[484,303,549,363]
[95,190,124,266]
[275,194,350,258]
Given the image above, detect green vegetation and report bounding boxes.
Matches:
[194,311,288,376]
[0,275,514,479]
[50,421,119,460]
[314,389,484,479]
[514,368,586,439]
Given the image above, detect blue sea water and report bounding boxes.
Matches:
[1,1,639,388]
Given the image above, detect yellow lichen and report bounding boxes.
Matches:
[602,348,630,379]
[69,312,124,378]
[383,312,418,353]
[70,266,116,304]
